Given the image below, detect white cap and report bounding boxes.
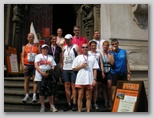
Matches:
[41,44,49,49]
[64,34,72,39]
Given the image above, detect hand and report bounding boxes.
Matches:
[102,72,105,79]
[41,71,49,77]
[23,65,28,72]
[82,62,88,68]
[127,74,131,81]
[92,79,97,86]
[109,47,116,52]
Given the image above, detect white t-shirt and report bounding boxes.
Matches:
[72,54,99,85]
[63,44,77,70]
[34,54,56,81]
[91,39,105,53]
[88,51,101,70]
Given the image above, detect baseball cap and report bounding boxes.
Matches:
[41,44,49,49]
[64,34,72,39]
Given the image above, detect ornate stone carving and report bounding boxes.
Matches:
[81,4,94,38]
[12,5,24,23]
[132,4,148,29]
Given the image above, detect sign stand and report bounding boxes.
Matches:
[112,80,148,112]
[5,46,19,76]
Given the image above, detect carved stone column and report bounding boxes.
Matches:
[93,4,101,32]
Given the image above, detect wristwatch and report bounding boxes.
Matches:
[127,72,131,75]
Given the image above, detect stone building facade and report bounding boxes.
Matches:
[4,4,148,95]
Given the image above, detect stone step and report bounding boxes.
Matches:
[4,88,65,96]
[4,77,25,81]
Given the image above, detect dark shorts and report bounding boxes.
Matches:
[96,70,103,82]
[24,64,35,77]
[102,73,112,85]
[62,70,76,83]
[111,74,127,86]
[54,63,61,81]
[37,78,53,96]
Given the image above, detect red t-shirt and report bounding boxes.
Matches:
[72,36,88,53]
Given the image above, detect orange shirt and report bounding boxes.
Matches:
[24,44,39,65]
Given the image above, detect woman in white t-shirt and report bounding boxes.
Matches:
[34,44,57,112]
[88,40,105,111]
[72,43,99,112]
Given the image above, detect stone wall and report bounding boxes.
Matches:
[100,4,148,96]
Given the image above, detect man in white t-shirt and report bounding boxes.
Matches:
[34,44,57,112]
[72,43,99,112]
[62,34,80,111]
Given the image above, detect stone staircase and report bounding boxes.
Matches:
[4,77,67,112]
[4,76,111,112]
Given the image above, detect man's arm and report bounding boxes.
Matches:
[126,54,131,80]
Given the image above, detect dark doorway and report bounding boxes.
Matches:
[52,4,76,37]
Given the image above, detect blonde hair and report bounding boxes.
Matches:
[103,41,110,46]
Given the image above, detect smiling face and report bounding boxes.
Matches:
[102,41,109,52]
[89,41,97,52]
[82,43,88,55]
[57,28,63,36]
[111,40,119,51]
[50,35,57,45]
[41,46,49,55]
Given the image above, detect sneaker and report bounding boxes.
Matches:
[93,103,99,110]
[40,106,46,112]
[54,97,59,102]
[108,101,112,108]
[32,96,38,103]
[104,101,108,108]
[72,104,77,111]
[22,96,30,103]
[50,105,58,112]
[63,104,72,111]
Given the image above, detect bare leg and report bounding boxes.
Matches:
[39,96,45,106]
[86,89,92,112]
[93,82,99,104]
[64,82,71,104]
[24,76,30,94]
[71,83,77,105]
[78,88,84,112]
[111,86,116,101]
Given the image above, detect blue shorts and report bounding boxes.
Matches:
[24,64,35,77]
[62,70,76,83]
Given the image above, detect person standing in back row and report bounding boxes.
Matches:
[90,30,105,53]
[109,39,131,101]
[72,25,88,53]
[56,28,65,48]
[48,34,63,101]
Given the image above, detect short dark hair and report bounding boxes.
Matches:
[89,40,97,46]
[93,30,99,35]
[111,38,119,43]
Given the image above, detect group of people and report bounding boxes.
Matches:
[21,25,131,112]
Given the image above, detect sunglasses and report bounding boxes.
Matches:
[82,46,88,49]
